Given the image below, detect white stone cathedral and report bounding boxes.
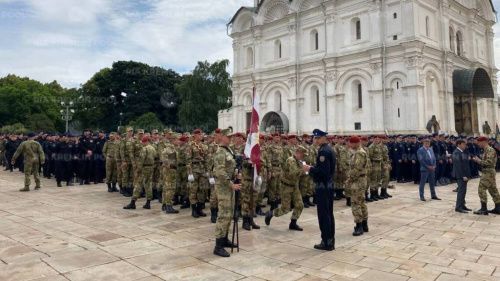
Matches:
[218,0,498,135]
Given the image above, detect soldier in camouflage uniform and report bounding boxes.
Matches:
[213,129,239,257]
[186,129,209,218]
[115,134,123,192]
[360,136,372,203]
[334,137,349,205]
[132,129,145,196]
[265,145,305,231]
[346,136,369,237]
[299,134,315,208]
[209,129,221,223]
[380,136,393,198]
[124,136,156,210]
[472,136,500,215]
[161,134,180,214]
[12,133,45,191]
[151,129,163,202]
[103,132,119,192]
[176,135,190,209]
[120,127,135,197]
[267,134,284,210]
[241,156,262,231]
[367,136,384,201]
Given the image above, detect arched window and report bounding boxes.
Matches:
[353,80,363,109]
[425,16,430,37]
[246,47,254,67]
[310,29,319,51]
[352,18,361,40]
[274,91,282,112]
[311,86,320,113]
[274,40,282,59]
[449,27,455,52]
[456,31,463,56]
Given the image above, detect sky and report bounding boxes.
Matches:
[0,0,499,88]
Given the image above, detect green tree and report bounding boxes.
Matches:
[176,60,232,132]
[77,61,182,131]
[26,113,56,132]
[128,112,164,132]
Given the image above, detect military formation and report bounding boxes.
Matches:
[2,129,500,257]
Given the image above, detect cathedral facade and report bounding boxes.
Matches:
[218,0,498,135]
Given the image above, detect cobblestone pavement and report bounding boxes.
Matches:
[0,170,499,281]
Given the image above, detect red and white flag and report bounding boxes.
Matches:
[244,86,261,174]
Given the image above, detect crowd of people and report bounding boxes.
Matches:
[1,128,500,257]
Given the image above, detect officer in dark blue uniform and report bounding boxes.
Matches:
[303,129,336,251]
[391,136,405,183]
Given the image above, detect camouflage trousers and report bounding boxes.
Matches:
[350,177,368,223]
[369,161,382,192]
[24,160,41,188]
[153,163,161,191]
[176,166,188,198]
[105,157,117,184]
[381,163,391,189]
[299,175,313,197]
[209,184,218,209]
[121,161,134,187]
[162,168,176,206]
[336,170,348,196]
[188,170,208,204]
[132,166,153,200]
[116,161,123,187]
[268,167,281,202]
[273,182,303,220]
[478,170,500,204]
[241,179,258,216]
[215,180,234,239]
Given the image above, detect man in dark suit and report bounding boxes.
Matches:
[303,129,336,251]
[452,139,472,213]
[417,138,441,201]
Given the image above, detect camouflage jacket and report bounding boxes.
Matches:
[281,156,305,186]
[347,147,369,182]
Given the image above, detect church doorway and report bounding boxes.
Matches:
[261,111,289,134]
[453,68,494,135]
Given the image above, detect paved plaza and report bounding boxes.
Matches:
[0,170,499,281]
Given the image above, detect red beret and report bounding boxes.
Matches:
[361,136,368,141]
[141,136,149,143]
[179,136,189,142]
[477,136,489,142]
[215,128,221,134]
[288,135,297,140]
[193,129,202,135]
[349,136,361,144]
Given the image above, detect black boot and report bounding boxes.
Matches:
[379,188,388,199]
[474,202,489,215]
[369,190,379,201]
[362,220,369,232]
[152,189,158,200]
[365,192,373,202]
[162,204,166,211]
[269,200,276,211]
[242,216,252,231]
[265,211,273,225]
[255,205,265,216]
[157,190,162,203]
[107,183,112,192]
[223,235,237,248]
[302,197,310,208]
[353,223,364,236]
[384,188,392,198]
[123,199,136,210]
[196,203,207,217]
[346,197,351,207]
[119,186,124,194]
[57,181,62,187]
[173,195,180,206]
[289,219,303,231]
[124,185,132,197]
[143,200,151,209]
[165,205,179,214]
[181,198,190,209]
[375,189,384,200]
[314,240,334,251]
[489,203,500,215]
[333,190,341,200]
[250,217,260,229]
[213,238,230,257]
[111,183,118,192]
[210,208,218,223]
[191,204,199,218]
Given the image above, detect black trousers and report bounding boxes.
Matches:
[314,183,335,243]
[455,178,468,210]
